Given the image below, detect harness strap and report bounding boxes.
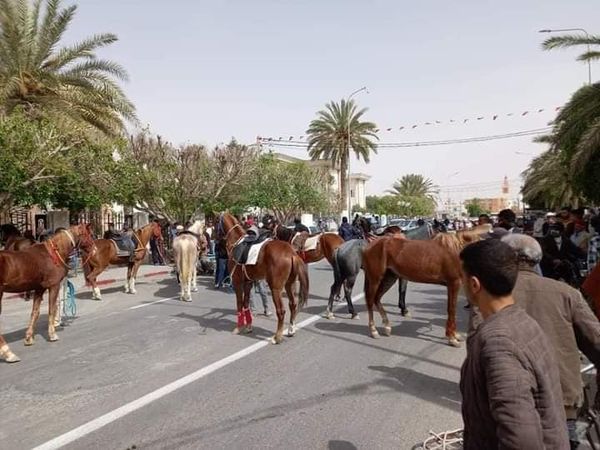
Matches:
[44,240,71,270]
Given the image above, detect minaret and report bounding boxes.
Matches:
[501,176,509,209]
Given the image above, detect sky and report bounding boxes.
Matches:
[65,0,599,200]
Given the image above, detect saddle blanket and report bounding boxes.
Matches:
[303,234,320,252]
[246,239,270,265]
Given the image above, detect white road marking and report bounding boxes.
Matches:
[33,293,364,450]
[128,296,179,310]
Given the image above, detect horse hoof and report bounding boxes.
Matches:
[287,326,297,337]
[244,326,253,334]
[24,337,34,346]
[401,310,411,318]
[192,287,199,293]
[453,332,464,342]
[5,352,20,363]
[383,326,392,337]
[325,311,334,320]
[130,290,137,295]
[369,329,380,339]
[48,334,59,342]
[350,313,360,320]
[232,327,241,335]
[448,337,462,348]
[181,297,192,302]
[269,335,283,344]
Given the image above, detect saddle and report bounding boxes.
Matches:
[109,234,137,257]
[232,231,271,264]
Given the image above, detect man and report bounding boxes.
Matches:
[338,217,353,241]
[496,208,517,232]
[293,217,309,233]
[121,223,136,262]
[588,215,600,273]
[149,219,164,265]
[541,222,585,285]
[103,222,117,240]
[460,239,567,449]
[250,280,272,317]
[477,214,491,226]
[500,234,600,448]
[571,219,591,253]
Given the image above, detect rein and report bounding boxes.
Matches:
[45,234,75,270]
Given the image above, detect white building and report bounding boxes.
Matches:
[273,153,370,214]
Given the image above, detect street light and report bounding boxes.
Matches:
[346,86,368,219]
[539,28,592,84]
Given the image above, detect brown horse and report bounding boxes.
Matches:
[362,226,489,346]
[0,224,92,363]
[217,213,309,344]
[81,222,160,300]
[267,221,343,265]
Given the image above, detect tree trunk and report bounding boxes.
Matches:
[339,156,348,216]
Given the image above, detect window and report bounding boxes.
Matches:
[350,190,354,197]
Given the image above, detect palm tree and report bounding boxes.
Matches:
[387,174,438,200]
[543,33,600,63]
[0,0,136,134]
[306,99,378,211]
[521,149,585,209]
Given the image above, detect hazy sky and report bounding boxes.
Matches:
[66,0,598,198]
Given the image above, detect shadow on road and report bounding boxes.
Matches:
[328,440,358,450]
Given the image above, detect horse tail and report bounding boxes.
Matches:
[178,240,195,287]
[293,255,309,309]
[332,247,344,293]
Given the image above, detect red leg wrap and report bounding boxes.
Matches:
[243,307,253,325]
[237,311,246,328]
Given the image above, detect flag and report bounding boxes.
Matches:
[387,128,392,131]
[493,115,498,120]
[412,125,418,129]
[521,111,529,116]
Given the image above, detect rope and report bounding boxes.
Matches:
[62,280,77,319]
[415,429,463,450]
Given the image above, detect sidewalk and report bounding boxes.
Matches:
[4,263,172,300]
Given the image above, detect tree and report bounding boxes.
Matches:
[0,0,136,135]
[521,149,586,209]
[116,134,260,222]
[248,154,333,223]
[388,174,438,200]
[306,99,378,212]
[543,32,600,63]
[464,199,489,218]
[0,111,127,214]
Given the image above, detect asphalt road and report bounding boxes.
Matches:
[0,261,468,450]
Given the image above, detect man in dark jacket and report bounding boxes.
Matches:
[338,217,353,241]
[460,239,567,450]
[471,234,600,448]
[541,222,586,285]
[293,217,309,233]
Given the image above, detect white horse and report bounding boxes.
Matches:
[172,220,205,302]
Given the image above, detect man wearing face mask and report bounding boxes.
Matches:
[540,222,586,285]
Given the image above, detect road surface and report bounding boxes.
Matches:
[0,261,467,449]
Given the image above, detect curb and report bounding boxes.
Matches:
[5,269,172,300]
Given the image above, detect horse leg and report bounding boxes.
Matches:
[325,279,339,319]
[24,290,44,346]
[446,279,462,347]
[398,278,410,317]
[374,291,392,337]
[0,291,20,362]
[88,265,105,300]
[47,285,61,342]
[232,275,245,335]
[124,264,132,293]
[242,282,253,333]
[269,281,286,344]
[285,279,298,337]
[129,261,142,294]
[345,276,359,320]
[191,258,199,292]
[365,277,380,338]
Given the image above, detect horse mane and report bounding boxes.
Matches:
[433,233,463,255]
[433,225,488,254]
[277,226,295,242]
[188,219,205,236]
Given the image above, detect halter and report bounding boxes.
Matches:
[45,229,78,270]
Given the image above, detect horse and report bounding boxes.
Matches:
[362,225,490,347]
[81,222,160,299]
[172,220,205,302]
[324,223,411,320]
[265,218,343,265]
[216,213,309,344]
[1,224,35,251]
[0,224,92,363]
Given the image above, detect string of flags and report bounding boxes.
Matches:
[257,105,561,142]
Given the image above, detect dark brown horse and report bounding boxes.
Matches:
[362,226,489,346]
[267,220,343,265]
[0,224,92,363]
[217,213,309,344]
[1,224,35,251]
[81,222,160,300]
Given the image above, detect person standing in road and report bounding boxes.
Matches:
[338,217,353,241]
[293,217,309,233]
[250,280,272,316]
[149,219,165,265]
[460,239,568,450]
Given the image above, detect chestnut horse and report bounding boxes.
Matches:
[81,222,159,299]
[268,221,343,265]
[216,213,309,344]
[0,224,92,363]
[362,226,489,346]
